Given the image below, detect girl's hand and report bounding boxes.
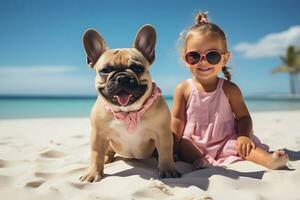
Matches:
[236,136,256,158]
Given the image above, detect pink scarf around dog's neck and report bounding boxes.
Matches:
[104,82,162,133]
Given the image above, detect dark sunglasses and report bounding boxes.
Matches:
[185,50,225,65]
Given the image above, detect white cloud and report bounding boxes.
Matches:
[0,65,95,95]
[234,25,300,58]
[0,65,187,96]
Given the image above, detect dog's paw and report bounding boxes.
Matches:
[79,167,103,183]
[158,167,181,178]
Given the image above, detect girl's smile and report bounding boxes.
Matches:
[184,34,230,81]
[196,66,213,73]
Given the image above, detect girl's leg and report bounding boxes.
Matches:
[179,138,210,169]
[245,147,289,169]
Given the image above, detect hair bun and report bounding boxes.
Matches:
[195,12,208,25]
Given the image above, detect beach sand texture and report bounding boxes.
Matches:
[0,111,299,200]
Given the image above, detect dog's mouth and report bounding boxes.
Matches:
[99,83,148,107]
[113,91,133,106]
[103,87,147,106]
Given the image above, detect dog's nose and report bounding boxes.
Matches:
[116,75,134,85]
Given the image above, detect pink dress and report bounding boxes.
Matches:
[183,78,268,166]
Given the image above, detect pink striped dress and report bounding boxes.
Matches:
[183,78,268,166]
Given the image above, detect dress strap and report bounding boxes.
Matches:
[217,78,224,90]
[187,78,196,91]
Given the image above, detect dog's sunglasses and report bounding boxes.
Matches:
[185,50,225,65]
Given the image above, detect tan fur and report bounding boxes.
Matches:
[80,48,179,182]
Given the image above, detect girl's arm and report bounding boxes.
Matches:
[226,81,252,137]
[225,81,255,158]
[171,82,188,141]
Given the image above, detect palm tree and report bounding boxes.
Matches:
[272,45,300,94]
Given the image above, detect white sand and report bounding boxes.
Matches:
[0,111,299,200]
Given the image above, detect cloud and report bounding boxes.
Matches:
[0,65,95,95]
[234,25,300,58]
[0,65,186,96]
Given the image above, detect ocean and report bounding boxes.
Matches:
[0,96,300,119]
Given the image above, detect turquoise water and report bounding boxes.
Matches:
[0,96,300,119]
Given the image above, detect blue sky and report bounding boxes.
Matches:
[0,0,299,96]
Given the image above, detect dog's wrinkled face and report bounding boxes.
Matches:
[83,25,156,111]
[95,49,150,107]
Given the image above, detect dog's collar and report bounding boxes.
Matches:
[104,82,162,133]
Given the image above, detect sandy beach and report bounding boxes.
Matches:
[0,110,299,200]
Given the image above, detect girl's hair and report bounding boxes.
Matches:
[180,12,231,81]
[222,66,231,81]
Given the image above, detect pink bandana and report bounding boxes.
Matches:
[104,82,162,133]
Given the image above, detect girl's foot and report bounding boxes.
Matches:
[268,149,289,169]
[192,157,211,170]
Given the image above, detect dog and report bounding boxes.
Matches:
[79,24,180,182]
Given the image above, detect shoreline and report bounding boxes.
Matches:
[0,109,299,120]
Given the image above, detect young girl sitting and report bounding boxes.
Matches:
[171,12,289,169]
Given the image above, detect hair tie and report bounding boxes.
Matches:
[200,17,208,23]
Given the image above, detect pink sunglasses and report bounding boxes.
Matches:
[185,50,225,65]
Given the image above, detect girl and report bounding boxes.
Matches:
[171,12,289,169]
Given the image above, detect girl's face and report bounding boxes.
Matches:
[184,33,230,81]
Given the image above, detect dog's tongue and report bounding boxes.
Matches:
[114,92,132,106]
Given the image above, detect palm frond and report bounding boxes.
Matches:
[271,65,295,74]
[296,56,300,66]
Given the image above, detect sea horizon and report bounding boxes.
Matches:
[1,92,300,100]
[0,94,300,119]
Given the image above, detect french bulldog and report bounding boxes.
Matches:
[79,24,180,182]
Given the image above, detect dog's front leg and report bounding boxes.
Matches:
[155,129,181,178]
[80,129,108,182]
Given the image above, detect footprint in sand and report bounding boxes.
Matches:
[34,171,56,179]
[68,181,89,190]
[24,179,45,188]
[0,175,12,186]
[0,159,16,168]
[0,159,29,168]
[0,159,7,168]
[72,135,85,139]
[40,149,65,158]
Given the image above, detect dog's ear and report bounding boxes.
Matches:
[133,24,156,65]
[83,29,108,68]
